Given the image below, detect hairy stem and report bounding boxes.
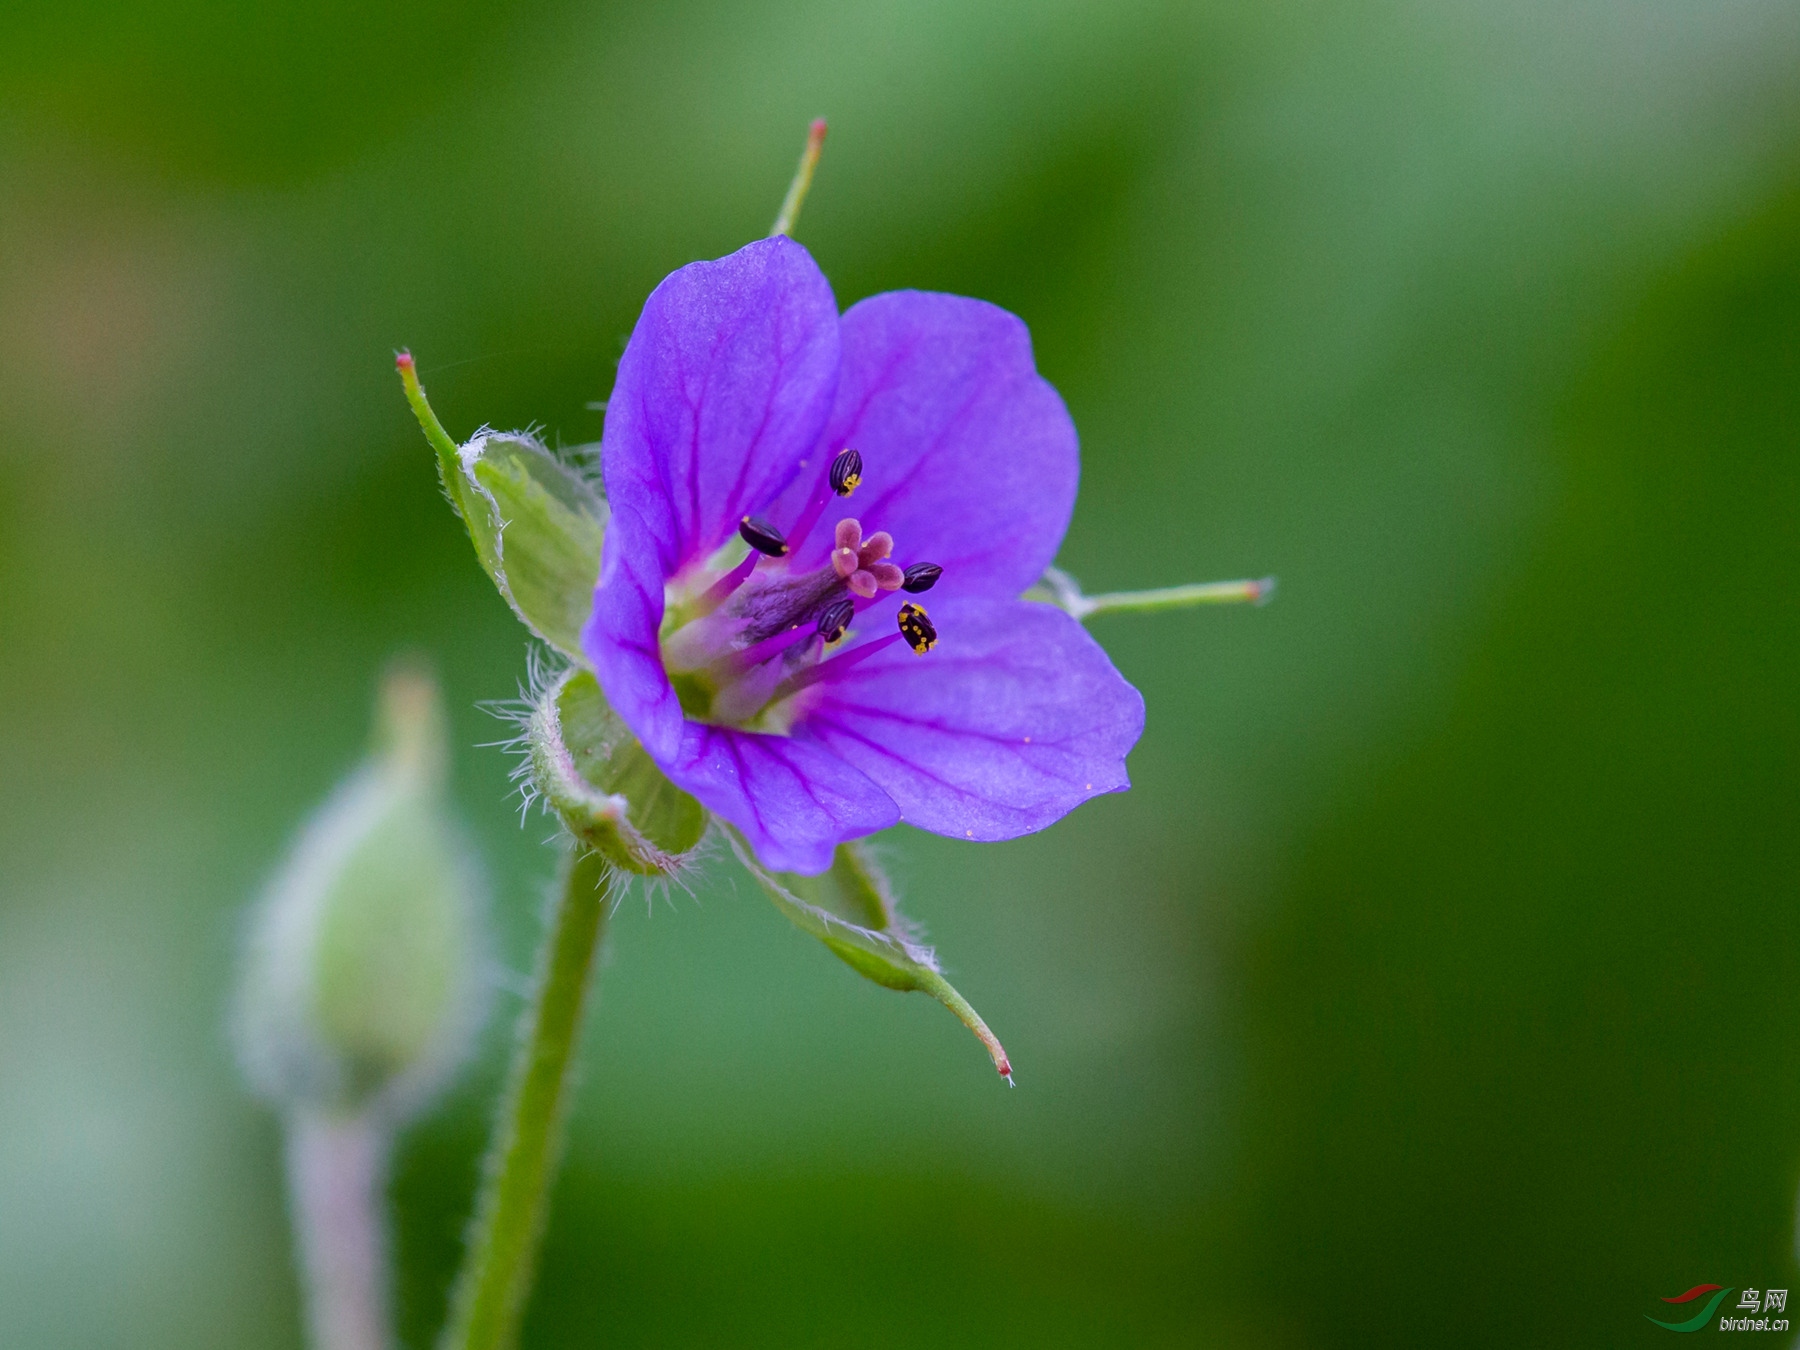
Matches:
[438,847,613,1350]
[285,1110,393,1350]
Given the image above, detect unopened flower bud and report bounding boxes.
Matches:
[233,664,490,1123]
[398,354,607,662]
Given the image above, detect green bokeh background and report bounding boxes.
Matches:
[3,0,1797,1344]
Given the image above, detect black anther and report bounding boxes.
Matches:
[897,602,937,654]
[816,598,856,644]
[738,515,789,557]
[829,449,863,497]
[900,562,942,594]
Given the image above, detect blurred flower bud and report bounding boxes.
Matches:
[234,664,490,1123]
[398,354,607,662]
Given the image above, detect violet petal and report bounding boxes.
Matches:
[587,237,840,758]
[801,598,1144,841]
[777,291,1079,599]
[663,722,901,875]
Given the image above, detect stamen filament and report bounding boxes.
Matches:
[714,635,821,724]
[787,450,864,556]
[785,473,837,556]
[852,587,903,616]
[775,632,905,700]
[696,551,760,614]
[735,622,815,669]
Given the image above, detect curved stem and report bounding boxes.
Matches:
[395,353,462,498]
[285,1110,393,1350]
[438,847,613,1350]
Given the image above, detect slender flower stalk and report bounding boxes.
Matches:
[770,118,827,238]
[286,1112,394,1350]
[234,666,489,1350]
[438,849,613,1350]
[1035,564,1275,620]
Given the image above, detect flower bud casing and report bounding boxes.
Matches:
[234,666,491,1123]
[452,433,607,662]
[398,355,607,662]
[526,668,706,876]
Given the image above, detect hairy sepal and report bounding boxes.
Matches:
[528,668,706,876]
[728,833,1014,1082]
[447,432,606,662]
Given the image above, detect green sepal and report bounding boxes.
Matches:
[728,833,1014,1082]
[398,354,606,662]
[528,667,706,876]
[455,433,607,661]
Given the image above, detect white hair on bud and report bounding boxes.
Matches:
[477,644,568,826]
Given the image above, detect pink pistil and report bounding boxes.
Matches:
[831,519,905,598]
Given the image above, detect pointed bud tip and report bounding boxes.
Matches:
[809,118,828,142]
[999,1062,1015,1086]
[395,350,414,371]
[1252,576,1278,606]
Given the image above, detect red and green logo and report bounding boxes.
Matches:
[1647,1284,1733,1332]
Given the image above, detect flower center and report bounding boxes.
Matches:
[657,450,940,733]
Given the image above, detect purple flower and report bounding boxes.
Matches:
[583,237,1145,874]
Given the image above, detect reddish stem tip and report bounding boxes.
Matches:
[808,118,828,143]
[395,350,414,371]
[998,1061,1014,1085]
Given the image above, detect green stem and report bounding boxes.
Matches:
[438,848,612,1350]
[1076,577,1274,616]
[1034,565,1274,620]
[770,119,827,238]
